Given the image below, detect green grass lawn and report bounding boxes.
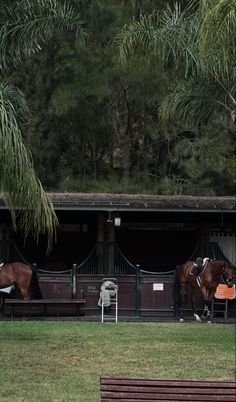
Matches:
[0,321,235,401]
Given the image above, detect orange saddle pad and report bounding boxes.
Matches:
[214,284,236,300]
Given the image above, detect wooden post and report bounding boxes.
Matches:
[106,215,115,274]
[97,213,105,273]
[135,264,141,316]
[32,263,38,275]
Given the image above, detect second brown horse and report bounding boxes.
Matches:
[177,259,234,322]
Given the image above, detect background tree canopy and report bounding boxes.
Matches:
[4,0,236,198]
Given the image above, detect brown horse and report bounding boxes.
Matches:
[0,262,42,314]
[177,259,234,322]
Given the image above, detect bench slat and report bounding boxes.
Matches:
[102,391,236,401]
[5,299,86,304]
[101,385,236,395]
[101,378,235,388]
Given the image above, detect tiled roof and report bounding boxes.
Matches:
[47,193,236,211]
[0,193,235,211]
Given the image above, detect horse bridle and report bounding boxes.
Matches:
[220,263,233,286]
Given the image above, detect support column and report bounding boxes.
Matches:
[72,264,77,299]
[105,213,115,275]
[97,213,105,273]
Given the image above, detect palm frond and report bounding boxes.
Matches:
[157,3,199,76]
[112,16,154,66]
[198,0,236,79]
[0,0,86,72]
[0,83,58,253]
[113,3,200,77]
[159,78,231,126]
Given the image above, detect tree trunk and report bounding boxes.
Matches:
[135,0,142,19]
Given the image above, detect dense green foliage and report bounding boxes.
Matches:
[5,1,236,195]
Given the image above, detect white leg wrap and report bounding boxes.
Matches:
[194,313,201,322]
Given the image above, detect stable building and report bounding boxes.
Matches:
[0,193,235,318]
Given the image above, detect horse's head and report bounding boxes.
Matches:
[222,262,234,288]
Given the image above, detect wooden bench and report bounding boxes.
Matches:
[5,299,86,319]
[100,377,236,401]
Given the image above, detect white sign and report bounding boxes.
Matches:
[153,283,164,291]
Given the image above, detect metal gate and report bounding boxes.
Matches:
[76,242,176,317]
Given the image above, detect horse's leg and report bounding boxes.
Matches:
[204,289,216,323]
[191,288,201,322]
[19,287,30,300]
[201,304,209,318]
[17,282,30,300]
[17,271,32,300]
[201,300,211,322]
[179,282,186,322]
[200,287,211,321]
[206,301,211,323]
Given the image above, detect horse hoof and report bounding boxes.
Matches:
[207,320,211,324]
[179,318,184,323]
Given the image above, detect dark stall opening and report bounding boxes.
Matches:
[116,229,198,272]
[10,224,97,271]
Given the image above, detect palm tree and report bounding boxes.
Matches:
[0,0,86,252]
[113,0,236,126]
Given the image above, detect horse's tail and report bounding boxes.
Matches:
[30,266,43,299]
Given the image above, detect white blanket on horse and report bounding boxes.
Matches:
[0,285,14,294]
